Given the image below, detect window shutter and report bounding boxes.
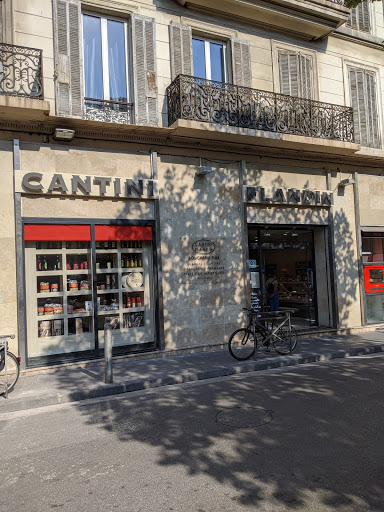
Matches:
[169,22,192,78]
[131,14,158,126]
[347,2,370,32]
[53,0,83,118]
[349,68,367,145]
[231,38,252,88]
[279,50,299,97]
[299,54,312,100]
[365,72,379,148]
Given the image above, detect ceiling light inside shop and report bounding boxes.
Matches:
[264,229,271,237]
[292,229,299,237]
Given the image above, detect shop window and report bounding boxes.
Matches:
[278,49,313,100]
[349,67,380,148]
[362,236,384,263]
[346,2,370,33]
[24,225,155,359]
[192,37,227,83]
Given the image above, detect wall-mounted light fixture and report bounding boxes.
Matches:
[53,128,75,141]
[338,178,356,189]
[195,157,213,177]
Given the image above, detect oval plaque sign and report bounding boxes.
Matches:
[192,239,216,254]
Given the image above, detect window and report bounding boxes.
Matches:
[349,67,380,148]
[346,2,370,32]
[82,13,130,103]
[192,37,227,82]
[278,50,313,100]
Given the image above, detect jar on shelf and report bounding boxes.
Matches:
[51,283,59,293]
[37,306,45,316]
[40,282,50,293]
[136,296,142,308]
[68,280,78,292]
[44,302,54,315]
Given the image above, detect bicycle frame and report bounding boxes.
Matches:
[0,334,16,399]
[249,311,294,359]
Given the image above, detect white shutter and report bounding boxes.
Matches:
[53,0,83,118]
[169,22,192,78]
[131,14,158,126]
[365,72,379,148]
[299,54,312,100]
[279,50,299,97]
[347,2,370,32]
[231,38,252,87]
[350,68,367,146]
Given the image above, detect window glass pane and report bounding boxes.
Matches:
[192,38,206,79]
[107,19,127,102]
[83,15,104,99]
[369,269,383,284]
[209,42,225,82]
[362,237,384,262]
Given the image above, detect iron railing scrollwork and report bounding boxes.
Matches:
[167,75,354,143]
[84,98,134,124]
[0,43,43,99]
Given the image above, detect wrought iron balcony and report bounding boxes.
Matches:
[84,98,133,124]
[0,43,43,99]
[167,75,354,143]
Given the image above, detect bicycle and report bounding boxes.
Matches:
[0,334,20,397]
[228,309,297,361]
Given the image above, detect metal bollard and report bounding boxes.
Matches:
[104,321,113,384]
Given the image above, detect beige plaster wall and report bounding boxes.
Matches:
[330,172,361,328]
[0,141,18,353]
[358,174,384,227]
[13,0,55,114]
[158,155,245,350]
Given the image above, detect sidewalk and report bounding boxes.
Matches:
[1,330,384,413]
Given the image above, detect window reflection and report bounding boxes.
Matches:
[83,15,103,99]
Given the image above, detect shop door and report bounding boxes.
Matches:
[24,224,156,361]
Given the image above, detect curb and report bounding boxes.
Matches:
[1,344,384,414]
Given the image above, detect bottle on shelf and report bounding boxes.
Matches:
[126,296,131,308]
[106,257,112,269]
[132,297,136,307]
[134,255,138,267]
[43,256,48,271]
[136,296,142,307]
[138,254,142,267]
[54,255,61,271]
[37,255,42,271]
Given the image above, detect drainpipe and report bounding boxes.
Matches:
[353,172,366,326]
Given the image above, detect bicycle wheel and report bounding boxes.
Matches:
[273,326,297,355]
[0,352,20,393]
[228,328,255,361]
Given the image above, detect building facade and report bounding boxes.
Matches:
[1,0,384,367]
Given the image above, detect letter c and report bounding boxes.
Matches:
[22,172,43,192]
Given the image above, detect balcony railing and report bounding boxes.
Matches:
[167,75,355,143]
[0,43,43,99]
[84,98,133,124]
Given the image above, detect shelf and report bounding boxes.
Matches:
[97,288,120,294]
[65,249,90,254]
[120,249,143,253]
[36,270,63,276]
[67,290,92,296]
[122,286,144,292]
[37,292,64,298]
[37,314,65,320]
[96,268,119,274]
[96,249,118,254]
[67,312,92,317]
[121,267,143,271]
[66,270,91,275]
[98,310,120,315]
[36,249,63,255]
[122,307,144,313]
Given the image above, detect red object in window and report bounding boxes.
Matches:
[364,265,384,293]
[94,225,152,241]
[24,224,91,241]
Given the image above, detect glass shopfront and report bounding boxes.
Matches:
[24,223,156,361]
[362,232,384,324]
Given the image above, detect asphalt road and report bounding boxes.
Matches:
[1,355,384,512]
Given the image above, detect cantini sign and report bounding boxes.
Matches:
[16,171,158,200]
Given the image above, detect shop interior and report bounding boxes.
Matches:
[248,226,318,328]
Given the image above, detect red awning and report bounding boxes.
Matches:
[94,225,152,241]
[24,224,91,241]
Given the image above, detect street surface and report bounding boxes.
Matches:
[1,355,383,512]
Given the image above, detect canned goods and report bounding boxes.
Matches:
[80,280,90,290]
[53,304,63,315]
[67,304,74,314]
[51,283,59,293]
[37,306,45,316]
[40,282,50,293]
[44,302,54,315]
[68,280,78,292]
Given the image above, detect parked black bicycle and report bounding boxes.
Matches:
[229,309,297,361]
[0,334,20,396]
